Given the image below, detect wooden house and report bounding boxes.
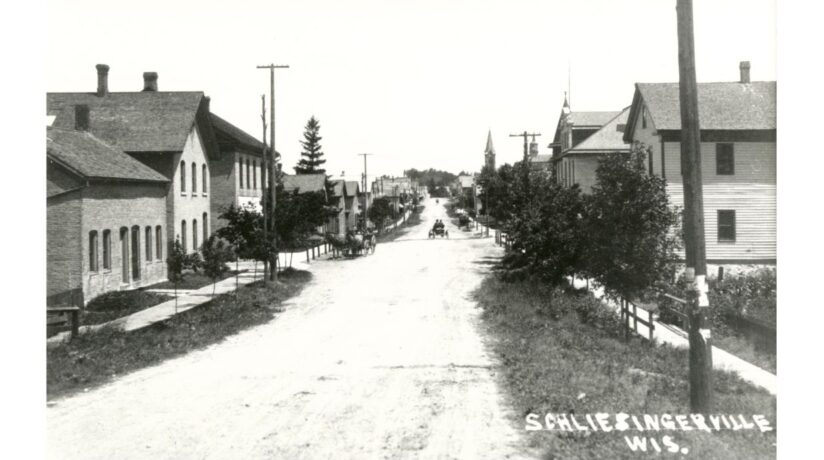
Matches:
[622,61,776,264]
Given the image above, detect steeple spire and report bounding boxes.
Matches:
[562,91,571,115]
[485,129,495,155]
[484,129,496,171]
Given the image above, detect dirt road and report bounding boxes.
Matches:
[47,198,535,459]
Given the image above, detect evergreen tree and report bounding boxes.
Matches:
[294,116,326,174]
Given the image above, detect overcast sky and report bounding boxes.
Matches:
[47,0,776,181]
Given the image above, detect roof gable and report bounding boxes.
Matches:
[282,173,327,194]
[566,107,631,154]
[47,92,219,158]
[626,81,776,141]
[47,127,169,183]
[210,113,267,155]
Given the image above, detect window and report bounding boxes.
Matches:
[180,160,186,192]
[130,226,140,280]
[120,227,129,283]
[203,212,208,243]
[717,210,736,242]
[145,226,152,261]
[102,230,111,270]
[641,107,647,129]
[246,159,251,189]
[155,226,163,260]
[716,143,734,175]
[238,157,244,188]
[202,164,208,193]
[253,160,257,189]
[89,231,98,272]
[648,148,654,175]
[181,220,187,252]
[192,162,197,194]
[193,219,199,251]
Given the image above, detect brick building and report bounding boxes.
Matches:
[47,126,169,306]
[208,113,268,232]
[48,65,219,257]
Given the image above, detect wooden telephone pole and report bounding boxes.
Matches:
[676,0,713,413]
[256,64,289,283]
[509,131,542,170]
[358,153,373,228]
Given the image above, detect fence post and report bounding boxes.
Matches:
[648,310,655,343]
[623,299,630,342]
[633,302,638,333]
[71,309,79,339]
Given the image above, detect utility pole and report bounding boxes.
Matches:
[256,63,289,283]
[358,153,373,229]
[509,131,542,163]
[260,95,268,282]
[676,0,712,413]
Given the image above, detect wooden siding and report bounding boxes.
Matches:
[628,101,775,262]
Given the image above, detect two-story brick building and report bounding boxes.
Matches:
[48,65,219,257]
[208,112,268,231]
[622,62,776,264]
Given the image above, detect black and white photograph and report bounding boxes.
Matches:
[7,0,819,458]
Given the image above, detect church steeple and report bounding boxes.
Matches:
[484,129,496,170]
[562,91,571,115]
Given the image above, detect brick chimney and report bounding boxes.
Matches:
[142,72,158,91]
[739,61,751,83]
[75,105,90,131]
[96,64,109,96]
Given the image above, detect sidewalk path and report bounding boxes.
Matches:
[567,277,777,395]
[47,252,317,346]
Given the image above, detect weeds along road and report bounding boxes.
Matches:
[47,198,536,460]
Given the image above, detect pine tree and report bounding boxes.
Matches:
[294,116,326,174]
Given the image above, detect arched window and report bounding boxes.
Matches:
[192,162,197,194]
[203,212,208,243]
[120,227,129,283]
[145,226,152,261]
[102,230,111,270]
[180,160,186,192]
[130,226,141,280]
[253,160,257,189]
[192,219,199,251]
[181,220,187,252]
[202,164,208,193]
[238,157,244,188]
[89,231,98,272]
[155,225,163,260]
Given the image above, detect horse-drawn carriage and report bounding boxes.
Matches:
[428,221,449,239]
[327,231,377,257]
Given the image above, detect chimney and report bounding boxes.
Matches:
[75,105,90,131]
[142,72,158,91]
[203,95,211,113]
[739,61,751,83]
[96,64,109,97]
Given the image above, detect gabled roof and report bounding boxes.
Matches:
[331,179,345,197]
[624,81,776,142]
[282,174,326,194]
[563,107,631,156]
[550,109,621,146]
[47,91,218,157]
[210,113,266,155]
[47,127,169,184]
[345,181,361,196]
[566,111,621,127]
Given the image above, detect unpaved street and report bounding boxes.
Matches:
[47,198,535,459]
